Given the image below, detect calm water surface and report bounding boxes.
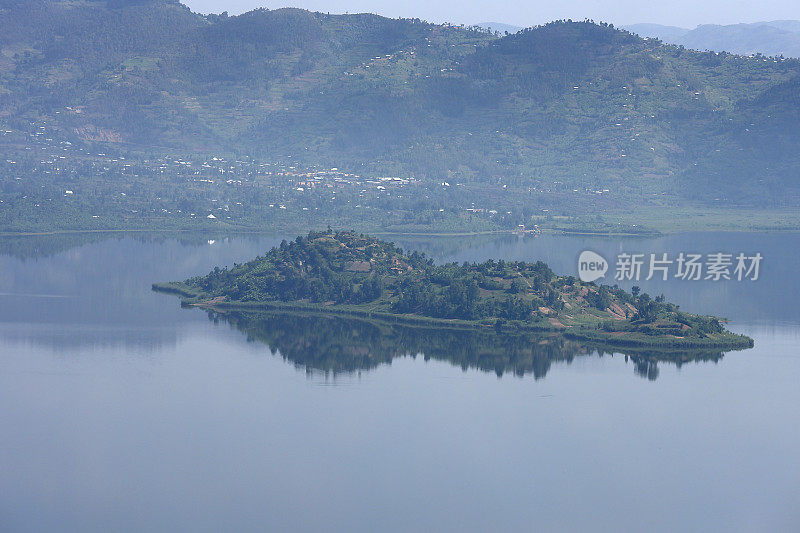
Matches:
[0,232,798,532]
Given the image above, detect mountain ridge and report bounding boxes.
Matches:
[625,20,800,58]
[1,3,799,233]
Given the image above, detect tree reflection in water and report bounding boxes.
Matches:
[207,310,731,381]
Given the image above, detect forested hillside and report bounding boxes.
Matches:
[1,0,799,232]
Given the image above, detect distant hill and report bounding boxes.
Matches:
[624,23,690,42]
[626,21,800,58]
[1,1,800,233]
[475,22,523,35]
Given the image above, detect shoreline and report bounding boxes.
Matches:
[152,282,755,351]
[3,225,800,240]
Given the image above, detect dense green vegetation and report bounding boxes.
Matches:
[1,2,800,233]
[155,230,754,349]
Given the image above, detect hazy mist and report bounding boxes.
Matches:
[183,0,800,29]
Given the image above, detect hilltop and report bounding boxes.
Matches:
[154,230,754,349]
[2,2,800,233]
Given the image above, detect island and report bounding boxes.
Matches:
[154,229,754,350]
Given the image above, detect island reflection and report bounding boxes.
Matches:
[206,310,731,381]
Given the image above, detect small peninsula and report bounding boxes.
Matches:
[154,230,753,350]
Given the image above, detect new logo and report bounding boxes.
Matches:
[578,250,608,283]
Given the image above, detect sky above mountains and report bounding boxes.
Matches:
[182,0,799,28]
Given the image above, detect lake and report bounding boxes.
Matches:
[0,232,798,532]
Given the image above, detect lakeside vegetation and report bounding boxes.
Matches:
[154,229,754,349]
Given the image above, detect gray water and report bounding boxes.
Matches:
[0,232,798,532]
